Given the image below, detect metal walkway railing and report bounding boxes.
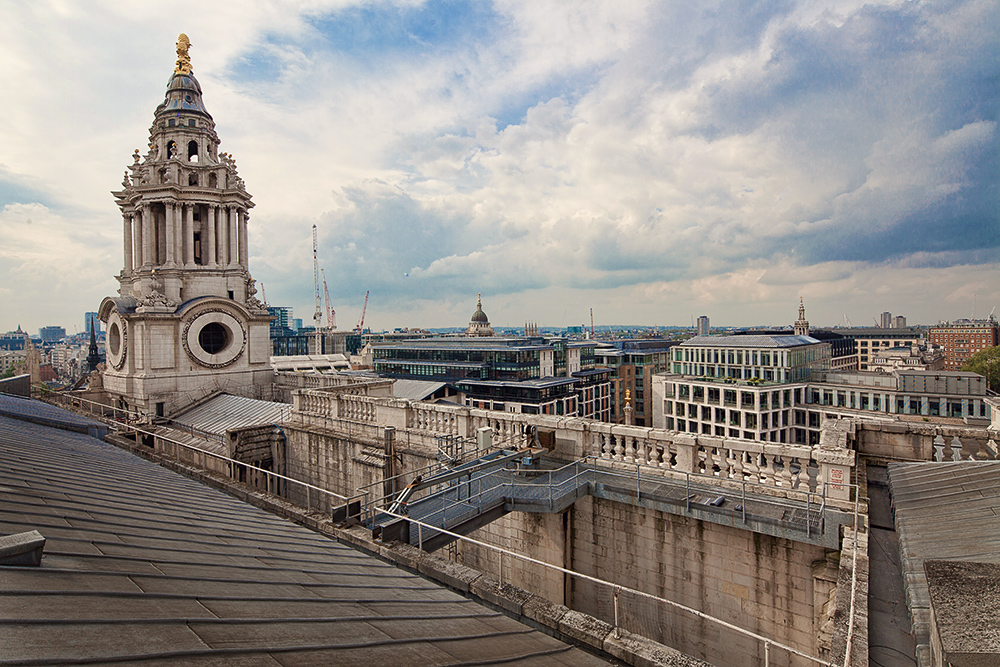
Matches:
[364,454,850,552]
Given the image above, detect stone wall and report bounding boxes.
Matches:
[276,389,865,665]
[856,420,998,461]
[565,495,831,666]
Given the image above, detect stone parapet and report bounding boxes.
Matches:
[293,387,857,501]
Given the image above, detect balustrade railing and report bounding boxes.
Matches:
[294,388,855,499]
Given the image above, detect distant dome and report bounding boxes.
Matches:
[466,294,494,337]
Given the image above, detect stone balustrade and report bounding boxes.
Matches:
[292,387,857,500]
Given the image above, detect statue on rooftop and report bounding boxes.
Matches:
[174,33,192,75]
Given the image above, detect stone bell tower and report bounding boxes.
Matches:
[99,34,272,418]
[794,297,810,337]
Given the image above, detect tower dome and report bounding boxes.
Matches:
[155,34,212,120]
[465,294,495,336]
[471,295,489,323]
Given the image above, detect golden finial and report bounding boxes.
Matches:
[174,33,192,75]
[625,389,631,405]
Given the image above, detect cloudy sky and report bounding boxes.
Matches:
[0,0,997,335]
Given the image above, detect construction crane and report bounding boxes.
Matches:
[260,282,268,307]
[355,290,369,334]
[322,269,336,331]
[590,308,595,339]
[312,225,322,351]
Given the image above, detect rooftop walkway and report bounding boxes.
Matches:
[0,404,616,666]
[371,450,852,551]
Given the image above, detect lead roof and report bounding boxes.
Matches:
[0,401,611,666]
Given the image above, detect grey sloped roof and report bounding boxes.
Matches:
[0,392,107,438]
[888,461,1000,650]
[171,393,291,436]
[391,379,447,401]
[0,403,612,666]
[680,334,821,348]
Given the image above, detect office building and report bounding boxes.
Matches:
[39,326,66,343]
[594,339,676,426]
[834,327,925,371]
[696,315,710,336]
[929,318,1000,371]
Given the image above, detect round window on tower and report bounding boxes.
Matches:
[108,322,121,356]
[183,309,246,368]
[105,312,128,370]
[198,322,229,354]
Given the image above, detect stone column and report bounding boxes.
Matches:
[141,204,153,268]
[217,205,228,266]
[185,204,195,267]
[238,209,248,268]
[228,206,239,267]
[123,213,133,273]
[165,202,176,266]
[175,203,184,264]
[207,204,217,267]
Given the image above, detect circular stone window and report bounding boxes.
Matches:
[105,312,127,370]
[198,322,229,354]
[108,323,121,356]
[183,310,246,368]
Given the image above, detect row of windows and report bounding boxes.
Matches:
[675,385,796,409]
[664,419,816,444]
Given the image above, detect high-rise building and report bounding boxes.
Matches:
[929,319,1000,371]
[267,306,293,333]
[84,313,102,336]
[98,34,272,418]
[696,315,710,336]
[880,311,892,329]
[891,315,906,329]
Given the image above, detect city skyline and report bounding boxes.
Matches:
[1,1,997,334]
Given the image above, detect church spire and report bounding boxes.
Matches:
[794,297,810,337]
[86,315,101,373]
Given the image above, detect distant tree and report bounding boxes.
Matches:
[961,345,1000,392]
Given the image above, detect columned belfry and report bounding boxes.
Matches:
[794,297,810,337]
[99,34,272,417]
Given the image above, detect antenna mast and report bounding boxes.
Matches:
[590,308,595,339]
[312,225,322,352]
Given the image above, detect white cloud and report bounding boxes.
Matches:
[0,0,995,334]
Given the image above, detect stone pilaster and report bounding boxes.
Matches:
[207,204,217,267]
[123,214,134,273]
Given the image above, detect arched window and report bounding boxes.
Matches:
[187,140,199,163]
[188,173,198,186]
[208,173,218,188]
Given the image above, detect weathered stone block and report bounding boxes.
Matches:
[603,627,712,667]
[470,575,532,615]
[558,609,613,650]
[416,554,482,593]
[0,530,45,566]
